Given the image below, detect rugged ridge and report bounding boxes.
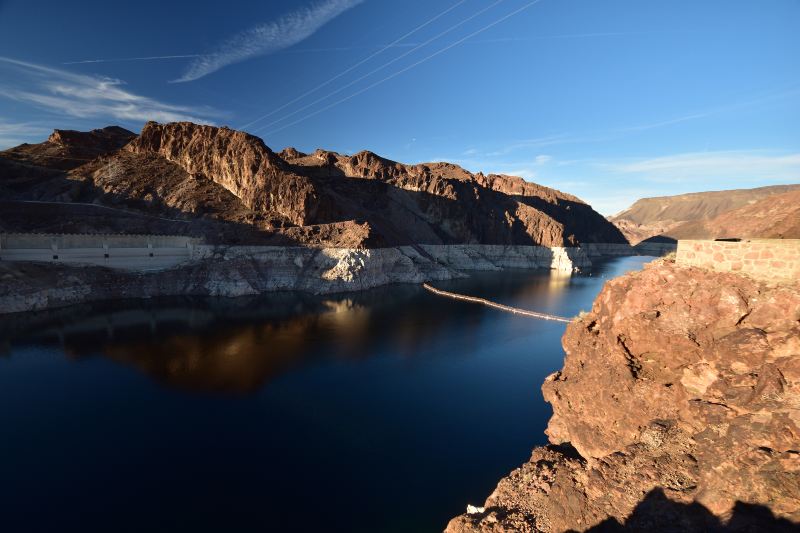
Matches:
[447,259,800,532]
[1,121,627,249]
[126,121,320,226]
[0,125,136,198]
[610,184,800,244]
[2,125,135,171]
[666,189,800,240]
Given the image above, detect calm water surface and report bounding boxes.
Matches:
[0,256,652,532]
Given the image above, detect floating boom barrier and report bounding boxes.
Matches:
[422,283,572,323]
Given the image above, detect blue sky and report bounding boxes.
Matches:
[0,0,798,214]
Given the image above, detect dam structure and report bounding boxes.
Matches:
[0,232,676,274]
[0,233,201,272]
[0,233,680,314]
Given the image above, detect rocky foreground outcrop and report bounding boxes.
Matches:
[447,259,800,532]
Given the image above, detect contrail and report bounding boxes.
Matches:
[62,32,650,67]
[63,54,203,65]
[238,0,469,130]
[260,0,545,137]
[249,0,505,133]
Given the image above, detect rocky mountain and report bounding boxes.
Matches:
[1,126,136,170]
[447,257,800,532]
[666,188,800,240]
[610,184,800,243]
[0,126,135,196]
[0,121,626,248]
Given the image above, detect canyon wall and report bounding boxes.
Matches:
[447,258,800,532]
[3,122,628,248]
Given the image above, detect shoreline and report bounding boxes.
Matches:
[0,243,675,315]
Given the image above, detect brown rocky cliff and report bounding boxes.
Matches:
[285,144,626,246]
[125,121,320,225]
[667,189,800,240]
[447,260,800,532]
[3,121,627,247]
[610,184,800,244]
[0,125,135,187]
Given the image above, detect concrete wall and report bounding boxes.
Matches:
[0,233,201,271]
[676,239,800,283]
[419,244,591,272]
[0,232,676,275]
[580,242,677,258]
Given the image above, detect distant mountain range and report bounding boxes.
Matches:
[0,122,626,248]
[610,184,800,243]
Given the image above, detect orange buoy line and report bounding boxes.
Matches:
[422,283,571,323]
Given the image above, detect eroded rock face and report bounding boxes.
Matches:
[447,260,800,532]
[610,184,800,243]
[0,126,136,195]
[284,142,626,247]
[126,122,320,225]
[2,121,627,248]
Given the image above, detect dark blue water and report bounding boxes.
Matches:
[0,256,652,533]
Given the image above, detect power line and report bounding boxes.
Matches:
[250,0,505,135]
[238,0,469,130]
[263,0,545,136]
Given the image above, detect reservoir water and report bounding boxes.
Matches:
[0,256,653,532]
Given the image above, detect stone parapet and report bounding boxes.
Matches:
[676,239,799,283]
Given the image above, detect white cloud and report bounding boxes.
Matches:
[173,0,363,83]
[535,154,552,165]
[0,57,217,124]
[608,150,800,183]
[0,119,50,149]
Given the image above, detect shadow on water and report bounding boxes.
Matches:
[0,256,659,532]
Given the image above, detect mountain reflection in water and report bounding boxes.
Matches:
[0,257,653,533]
[3,275,574,394]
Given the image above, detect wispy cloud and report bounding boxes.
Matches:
[0,119,50,149]
[173,0,363,83]
[607,150,800,183]
[0,56,218,123]
[63,54,202,65]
